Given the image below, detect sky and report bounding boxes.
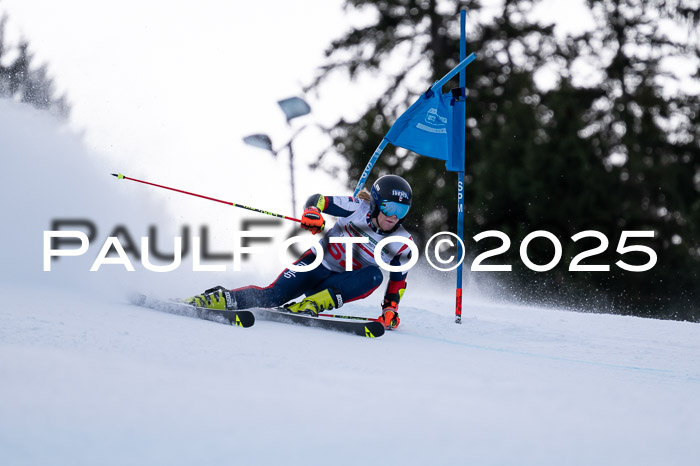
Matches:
[0,0,360,220]
[0,0,596,182]
[3,0,694,225]
[0,0,597,192]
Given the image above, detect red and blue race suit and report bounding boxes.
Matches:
[229,195,411,309]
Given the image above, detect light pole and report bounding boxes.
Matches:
[243,96,311,214]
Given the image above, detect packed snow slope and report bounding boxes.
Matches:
[2,100,700,466]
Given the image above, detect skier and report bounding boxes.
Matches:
[183,174,414,329]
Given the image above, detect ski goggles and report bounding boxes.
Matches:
[379,200,410,219]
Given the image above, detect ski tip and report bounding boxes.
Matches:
[366,323,385,338]
[111,173,125,179]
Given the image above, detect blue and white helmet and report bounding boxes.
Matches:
[369,175,412,227]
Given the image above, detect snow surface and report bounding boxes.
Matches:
[2,100,700,465]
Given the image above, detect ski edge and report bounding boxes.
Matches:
[252,307,385,338]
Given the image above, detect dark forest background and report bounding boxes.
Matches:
[308,0,699,321]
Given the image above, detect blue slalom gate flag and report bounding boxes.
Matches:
[384,89,464,173]
[353,52,474,196]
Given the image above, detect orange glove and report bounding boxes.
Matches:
[300,206,325,234]
[378,299,400,329]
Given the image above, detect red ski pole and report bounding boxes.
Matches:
[111,173,302,223]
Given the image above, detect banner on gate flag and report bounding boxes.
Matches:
[384,89,464,173]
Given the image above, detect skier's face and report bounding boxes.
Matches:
[377,211,399,231]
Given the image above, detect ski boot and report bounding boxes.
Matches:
[182,286,237,310]
[285,289,341,316]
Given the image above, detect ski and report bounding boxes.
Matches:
[318,312,381,322]
[130,295,255,328]
[252,307,385,338]
[129,295,383,336]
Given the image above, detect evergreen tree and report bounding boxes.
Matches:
[553,0,700,318]
[309,0,559,248]
[311,0,699,320]
[0,14,70,118]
